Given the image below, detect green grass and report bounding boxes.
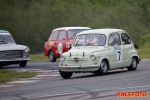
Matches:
[138,47,150,59]
[29,53,49,62]
[0,70,37,84]
[29,53,60,62]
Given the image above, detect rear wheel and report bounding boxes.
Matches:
[19,61,27,67]
[127,57,137,71]
[49,50,57,62]
[94,60,108,75]
[59,69,73,79]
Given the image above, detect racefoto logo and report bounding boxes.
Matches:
[117,92,148,98]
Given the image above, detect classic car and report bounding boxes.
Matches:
[59,29,140,79]
[44,27,91,62]
[0,30,30,68]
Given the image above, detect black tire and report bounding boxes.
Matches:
[127,57,137,71]
[49,50,57,62]
[94,60,108,75]
[19,61,27,67]
[0,64,3,69]
[59,69,73,79]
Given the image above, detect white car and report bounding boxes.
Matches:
[59,29,140,79]
[0,30,30,68]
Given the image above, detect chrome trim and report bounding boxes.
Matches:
[60,65,99,69]
[0,58,30,62]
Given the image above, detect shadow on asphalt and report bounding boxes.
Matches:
[69,70,130,79]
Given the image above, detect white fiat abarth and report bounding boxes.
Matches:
[59,29,140,79]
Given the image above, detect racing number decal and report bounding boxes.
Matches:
[58,43,63,54]
[116,50,122,62]
[113,46,122,62]
[118,51,121,61]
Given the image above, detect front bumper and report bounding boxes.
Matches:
[0,58,30,62]
[59,65,99,72]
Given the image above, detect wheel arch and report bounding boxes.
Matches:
[131,56,139,64]
[101,58,110,70]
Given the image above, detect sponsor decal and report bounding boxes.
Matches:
[49,41,54,45]
[113,46,121,50]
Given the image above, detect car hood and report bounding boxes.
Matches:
[66,46,106,56]
[0,43,26,51]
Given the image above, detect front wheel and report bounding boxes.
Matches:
[127,57,137,71]
[19,61,27,67]
[94,60,108,75]
[59,69,73,79]
[49,50,57,62]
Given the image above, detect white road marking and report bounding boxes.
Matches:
[49,74,60,77]
[8,80,38,84]
[0,85,14,88]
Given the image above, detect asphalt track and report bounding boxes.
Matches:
[0,59,150,100]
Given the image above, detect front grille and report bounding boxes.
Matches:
[0,50,23,59]
[67,57,88,63]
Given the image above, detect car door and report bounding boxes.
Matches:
[46,30,59,57]
[55,30,67,55]
[107,33,124,69]
[121,33,133,66]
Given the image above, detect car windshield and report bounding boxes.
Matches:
[74,34,106,46]
[0,35,15,44]
[68,29,90,38]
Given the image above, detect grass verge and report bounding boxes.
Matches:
[0,70,37,84]
[138,47,150,59]
[29,53,49,62]
[29,53,60,62]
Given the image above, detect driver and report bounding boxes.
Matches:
[91,37,98,44]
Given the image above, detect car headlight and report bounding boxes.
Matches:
[60,55,66,61]
[90,54,96,61]
[25,46,30,53]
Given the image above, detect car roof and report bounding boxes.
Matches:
[53,27,91,31]
[0,30,10,35]
[0,30,9,33]
[77,28,125,35]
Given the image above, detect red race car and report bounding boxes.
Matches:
[44,27,91,62]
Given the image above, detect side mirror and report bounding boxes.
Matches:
[134,43,139,49]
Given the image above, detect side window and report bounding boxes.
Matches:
[58,31,66,40]
[108,33,121,46]
[121,33,131,45]
[49,31,59,40]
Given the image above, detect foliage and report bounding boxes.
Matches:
[139,33,150,47]
[0,0,150,53]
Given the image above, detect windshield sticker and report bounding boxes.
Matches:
[58,43,63,54]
